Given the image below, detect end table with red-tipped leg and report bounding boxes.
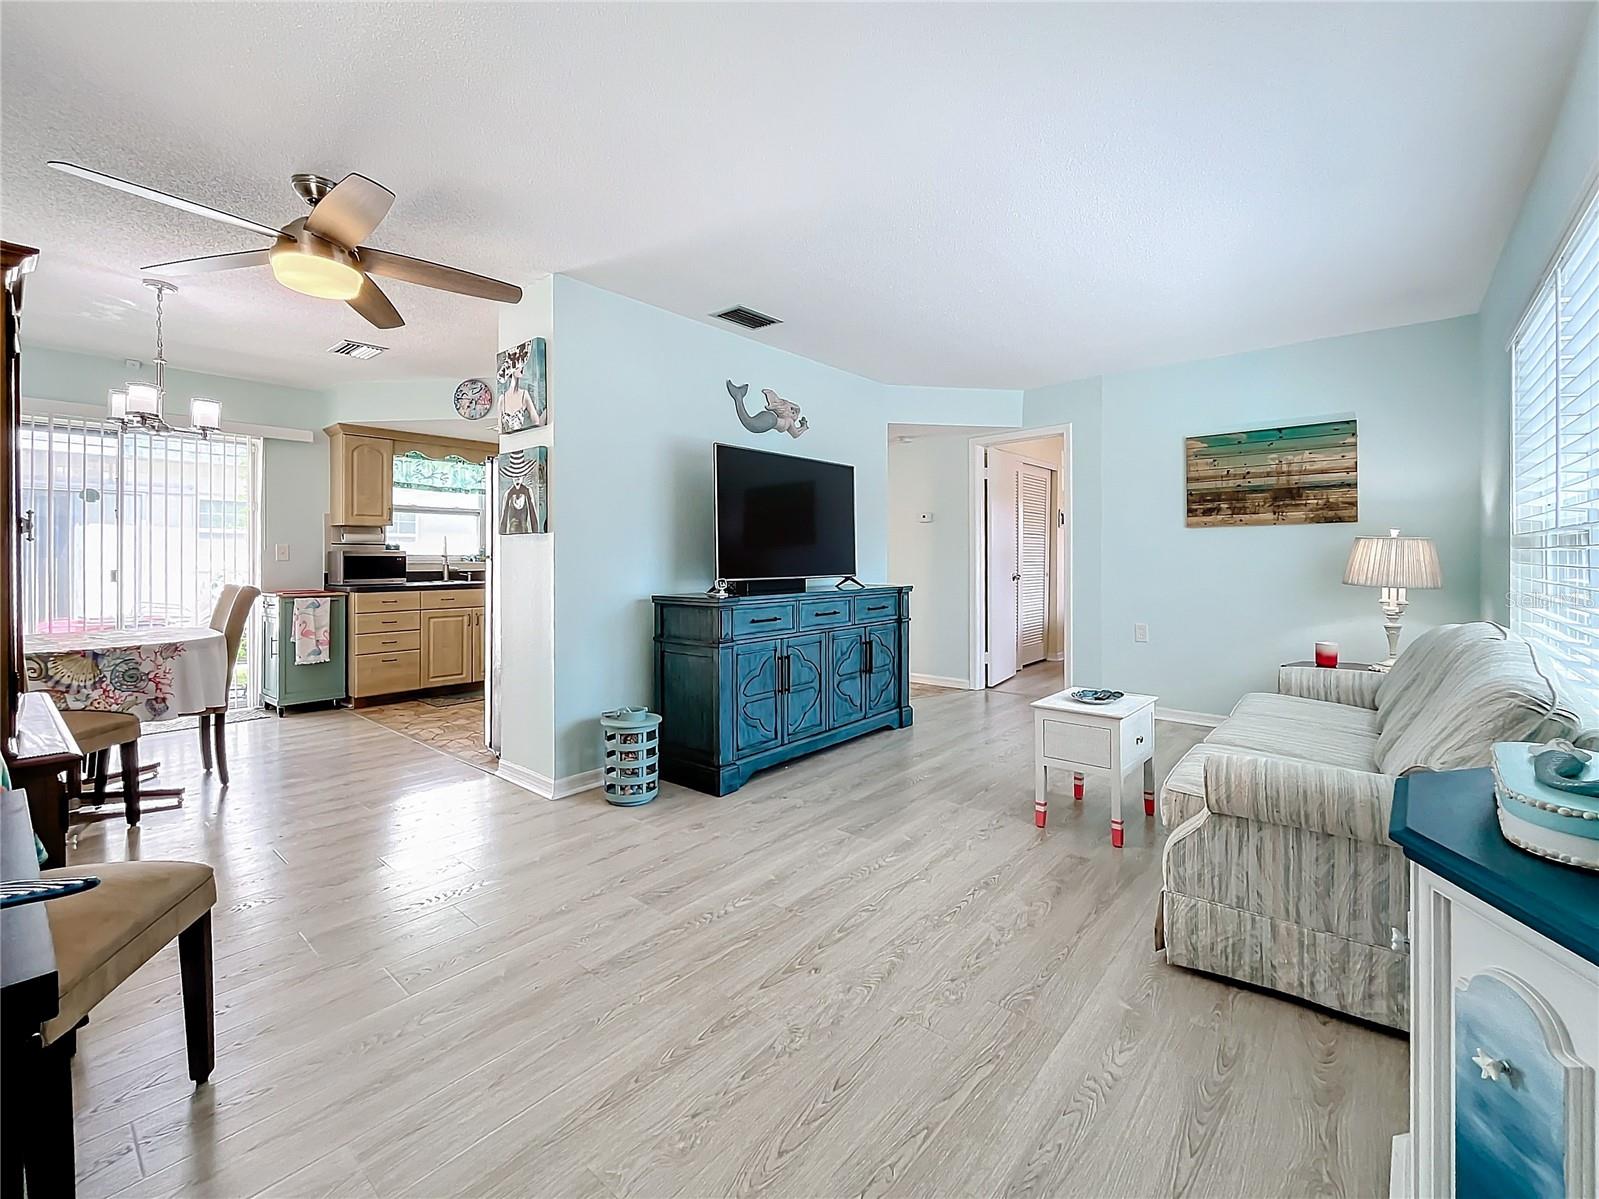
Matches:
[1031,689,1157,847]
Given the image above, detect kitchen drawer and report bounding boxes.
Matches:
[731,604,796,639]
[350,591,421,615]
[351,648,421,697]
[353,610,421,635]
[353,629,421,655]
[852,594,900,623]
[1041,719,1112,769]
[419,587,483,610]
[797,597,852,629]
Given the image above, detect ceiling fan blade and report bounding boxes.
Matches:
[347,275,404,329]
[140,249,271,276]
[305,173,395,248]
[359,247,522,303]
[47,161,282,239]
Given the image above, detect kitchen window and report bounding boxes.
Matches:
[387,451,487,558]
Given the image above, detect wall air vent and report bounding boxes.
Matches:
[327,339,387,360]
[712,306,782,331]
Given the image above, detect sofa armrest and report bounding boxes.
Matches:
[1203,752,1399,845]
[1277,665,1382,710]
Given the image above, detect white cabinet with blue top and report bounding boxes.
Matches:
[1391,769,1598,1199]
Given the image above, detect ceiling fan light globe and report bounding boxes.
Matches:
[269,239,363,301]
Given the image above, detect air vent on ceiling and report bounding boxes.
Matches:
[712,306,782,330]
[327,339,387,360]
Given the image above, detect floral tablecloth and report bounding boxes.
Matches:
[23,627,229,720]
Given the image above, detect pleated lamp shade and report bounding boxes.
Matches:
[1342,533,1442,589]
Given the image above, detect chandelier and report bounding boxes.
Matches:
[106,279,222,437]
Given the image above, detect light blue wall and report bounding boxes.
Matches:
[548,276,900,777]
[882,384,1023,427]
[1086,316,1482,715]
[1476,9,1598,622]
[887,432,977,683]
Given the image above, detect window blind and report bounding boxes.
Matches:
[1511,188,1599,690]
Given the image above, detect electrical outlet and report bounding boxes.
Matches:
[274,544,290,562]
[1134,622,1149,643]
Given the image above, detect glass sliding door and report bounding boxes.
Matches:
[18,414,263,708]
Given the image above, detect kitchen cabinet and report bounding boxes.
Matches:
[329,429,393,526]
[346,587,484,701]
[421,609,473,686]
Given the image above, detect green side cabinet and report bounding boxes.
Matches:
[260,593,348,714]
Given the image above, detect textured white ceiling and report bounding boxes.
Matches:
[1,2,1589,391]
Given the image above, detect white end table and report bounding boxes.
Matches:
[1031,690,1157,847]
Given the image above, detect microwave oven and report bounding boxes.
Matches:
[327,544,408,586]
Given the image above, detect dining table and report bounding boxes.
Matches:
[21,626,229,831]
[22,626,228,719]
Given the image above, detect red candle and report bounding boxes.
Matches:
[1315,641,1339,668]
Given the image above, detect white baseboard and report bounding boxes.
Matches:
[1156,706,1225,728]
[910,673,973,690]
[494,762,603,799]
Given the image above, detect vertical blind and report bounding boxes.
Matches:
[1511,188,1599,690]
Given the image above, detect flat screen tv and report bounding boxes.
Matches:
[714,444,856,582]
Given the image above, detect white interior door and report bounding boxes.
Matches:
[985,449,1021,687]
[1017,463,1051,667]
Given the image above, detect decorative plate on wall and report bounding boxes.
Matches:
[453,378,494,421]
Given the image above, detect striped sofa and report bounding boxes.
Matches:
[1156,622,1593,1030]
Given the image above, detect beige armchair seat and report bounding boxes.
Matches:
[1157,622,1592,1029]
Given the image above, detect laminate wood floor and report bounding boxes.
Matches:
[63,683,1407,1198]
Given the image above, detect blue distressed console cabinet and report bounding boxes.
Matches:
[652,585,913,795]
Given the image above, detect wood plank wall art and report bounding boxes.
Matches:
[1185,419,1357,527]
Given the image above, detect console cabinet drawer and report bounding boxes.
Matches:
[853,594,900,623]
[353,611,421,635]
[797,598,852,629]
[353,629,421,655]
[731,605,796,639]
[351,649,421,697]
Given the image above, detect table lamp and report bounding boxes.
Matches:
[1342,529,1442,670]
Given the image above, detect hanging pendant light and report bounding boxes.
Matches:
[106,280,222,438]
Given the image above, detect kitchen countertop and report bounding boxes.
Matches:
[326,579,484,592]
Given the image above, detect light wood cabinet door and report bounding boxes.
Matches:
[421,609,472,686]
[470,610,485,683]
[333,433,393,526]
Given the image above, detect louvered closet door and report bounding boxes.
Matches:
[1016,463,1051,667]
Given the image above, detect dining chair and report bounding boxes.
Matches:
[60,710,142,825]
[199,584,260,786]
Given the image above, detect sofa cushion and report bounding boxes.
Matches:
[1375,628,1570,775]
[1375,622,1500,735]
[1206,692,1380,771]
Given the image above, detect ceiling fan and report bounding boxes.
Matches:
[47,161,523,329]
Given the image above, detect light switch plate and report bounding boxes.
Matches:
[1134,622,1149,643]
[274,544,290,562]
[917,512,934,524]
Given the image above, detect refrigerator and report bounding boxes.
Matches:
[483,454,502,757]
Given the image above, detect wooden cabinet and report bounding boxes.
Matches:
[345,587,483,701]
[421,609,473,686]
[329,430,393,526]
[653,587,913,795]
